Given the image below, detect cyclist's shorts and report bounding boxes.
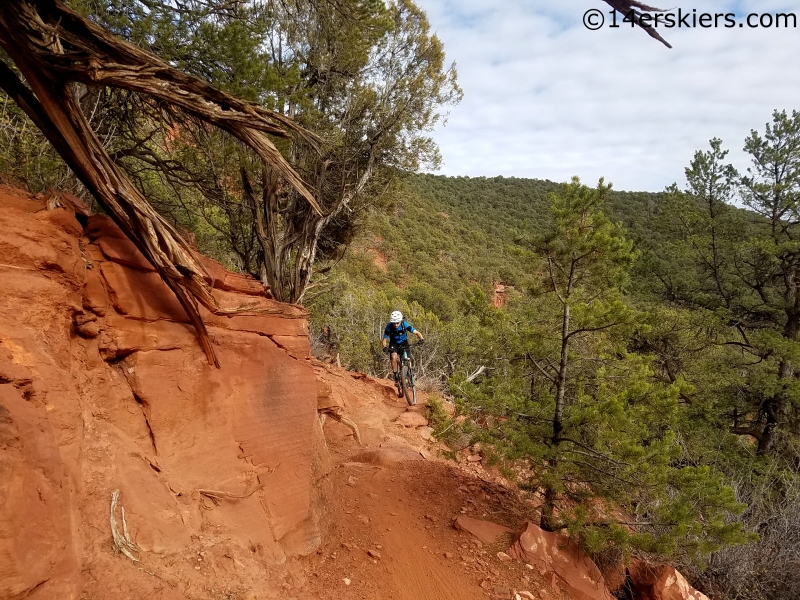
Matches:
[388,341,410,357]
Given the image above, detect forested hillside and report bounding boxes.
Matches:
[308,173,671,342]
[347,174,667,292]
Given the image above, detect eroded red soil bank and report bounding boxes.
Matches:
[0,187,322,599]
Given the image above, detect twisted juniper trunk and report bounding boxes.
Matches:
[255,148,376,304]
[249,173,323,305]
[0,0,320,364]
[0,28,222,365]
[541,296,570,532]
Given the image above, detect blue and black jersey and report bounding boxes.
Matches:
[384,321,416,346]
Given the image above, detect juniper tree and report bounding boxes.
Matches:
[75,0,459,304]
[0,0,460,362]
[0,0,324,364]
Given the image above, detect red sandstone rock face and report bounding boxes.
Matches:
[491,283,507,308]
[0,187,321,599]
[507,521,615,600]
[453,515,514,545]
[629,560,710,600]
[0,384,79,600]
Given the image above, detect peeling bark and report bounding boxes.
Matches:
[0,0,320,365]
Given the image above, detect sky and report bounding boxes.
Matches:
[414,0,800,192]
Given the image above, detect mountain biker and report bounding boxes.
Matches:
[382,310,424,381]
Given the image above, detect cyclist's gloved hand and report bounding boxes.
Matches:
[382,346,390,354]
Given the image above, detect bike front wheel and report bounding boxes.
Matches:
[402,364,416,406]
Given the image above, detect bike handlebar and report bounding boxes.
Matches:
[383,340,424,353]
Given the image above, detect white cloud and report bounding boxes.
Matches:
[417,0,800,191]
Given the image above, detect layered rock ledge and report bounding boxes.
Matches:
[0,187,323,600]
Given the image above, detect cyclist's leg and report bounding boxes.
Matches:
[396,343,408,378]
[389,346,400,377]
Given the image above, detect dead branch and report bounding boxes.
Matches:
[110,489,139,562]
[601,1,672,48]
[318,409,362,445]
[465,365,486,383]
[198,463,280,504]
[336,414,363,446]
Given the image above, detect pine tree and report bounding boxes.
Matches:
[503,178,748,559]
[652,122,800,455]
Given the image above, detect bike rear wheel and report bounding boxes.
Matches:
[402,364,416,406]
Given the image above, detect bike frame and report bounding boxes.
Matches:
[400,347,411,366]
[392,345,417,406]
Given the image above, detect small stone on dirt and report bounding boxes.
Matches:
[357,515,370,524]
[367,549,381,559]
[516,592,537,600]
[453,515,514,545]
[497,551,512,562]
[342,578,351,586]
[394,411,429,428]
[419,426,434,440]
[347,476,357,486]
[445,552,454,559]
[467,454,482,462]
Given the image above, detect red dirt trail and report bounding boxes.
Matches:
[301,365,544,600]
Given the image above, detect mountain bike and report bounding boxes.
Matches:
[395,344,417,406]
[386,342,421,406]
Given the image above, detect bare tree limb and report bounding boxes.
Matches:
[601,1,673,48]
[465,365,486,383]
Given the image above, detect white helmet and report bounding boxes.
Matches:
[390,310,403,324]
